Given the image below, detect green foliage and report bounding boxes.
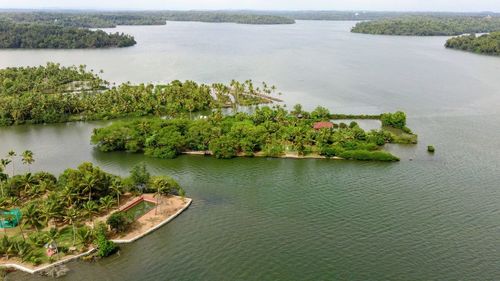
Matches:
[129,163,151,189]
[381,111,407,129]
[92,107,415,162]
[106,212,131,233]
[428,145,436,153]
[339,150,400,162]
[148,176,183,195]
[445,32,500,56]
[0,21,136,49]
[95,226,118,258]
[0,64,278,126]
[352,16,500,36]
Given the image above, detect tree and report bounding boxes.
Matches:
[82,201,99,225]
[21,150,34,172]
[63,208,78,246]
[6,151,16,176]
[22,203,45,232]
[110,179,122,208]
[99,196,115,213]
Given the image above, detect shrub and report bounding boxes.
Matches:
[107,212,131,233]
[340,150,399,162]
[427,145,435,153]
[95,227,118,258]
[381,111,407,129]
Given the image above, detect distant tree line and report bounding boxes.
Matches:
[0,11,295,27]
[0,21,136,48]
[351,16,500,36]
[445,32,500,56]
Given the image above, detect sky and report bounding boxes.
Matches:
[0,0,499,12]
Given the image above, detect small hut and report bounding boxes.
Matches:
[313,122,334,130]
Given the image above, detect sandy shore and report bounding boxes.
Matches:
[183,150,343,160]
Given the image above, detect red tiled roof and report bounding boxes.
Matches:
[313,122,334,130]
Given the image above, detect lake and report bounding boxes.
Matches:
[1,21,500,280]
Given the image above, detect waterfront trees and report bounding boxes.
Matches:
[0,64,279,126]
[445,32,500,55]
[351,16,500,36]
[92,107,417,162]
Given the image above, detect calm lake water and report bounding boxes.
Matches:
[1,21,500,280]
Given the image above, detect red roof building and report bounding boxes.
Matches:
[313,122,334,130]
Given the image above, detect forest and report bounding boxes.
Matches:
[0,155,184,265]
[351,16,500,36]
[0,21,136,48]
[445,32,500,56]
[0,11,295,27]
[0,63,279,126]
[91,106,417,162]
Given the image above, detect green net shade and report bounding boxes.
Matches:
[0,208,22,228]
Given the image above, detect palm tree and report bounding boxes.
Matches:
[23,203,44,232]
[47,227,60,260]
[60,185,77,208]
[6,151,16,177]
[80,174,96,202]
[82,201,99,225]
[21,150,34,173]
[99,196,115,213]
[110,180,122,208]
[63,208,78,247]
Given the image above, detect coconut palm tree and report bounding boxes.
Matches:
[99,196,115,213]
[6,151,16,177]
[22,203,44,232]
[110,180,122,208]
[63,208,78,247]
[82,201,99,225]
[80,174,96,202]
[21,150,34,173]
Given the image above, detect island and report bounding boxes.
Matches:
[91,106,417,162]
[351,16,500,36]
[0,63,280,126]
[0,155,191,275]
[0,21,136,49]
[445,32,500,56]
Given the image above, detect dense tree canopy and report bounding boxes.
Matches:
[92,106,418,162]
[0,63,279,126]
[351,16,500,36]
[0,21,136,49]
[445,32,500,56]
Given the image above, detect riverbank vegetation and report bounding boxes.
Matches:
[0,63,280,126]
[445,32,500,56]
[351,16,500,36]
[91,106,417,162]
[0,156,184,265]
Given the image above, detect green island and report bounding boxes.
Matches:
[91,106,417,162]
[445,32,500,56]
[0,20,136,49]
[0,63,280,126]
[351,16,500,36]
[0,153,190,271]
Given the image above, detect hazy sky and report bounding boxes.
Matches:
[1,0,499,12]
